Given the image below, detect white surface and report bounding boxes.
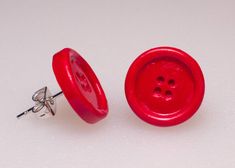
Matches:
[0,0,235,167]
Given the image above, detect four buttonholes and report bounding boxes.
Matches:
[154,76,175,99]
[75,72,92,93]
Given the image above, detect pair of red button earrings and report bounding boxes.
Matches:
[17,46,205,127]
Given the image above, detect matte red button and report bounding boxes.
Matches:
[52,48,108,123]
[125,47,205,126]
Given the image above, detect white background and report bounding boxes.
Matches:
[0,0,235,167]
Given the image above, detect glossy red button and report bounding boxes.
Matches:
[125,47,205,126]
[52,48,108,123]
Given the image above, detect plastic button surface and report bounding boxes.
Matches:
[53,48,108,123]
[125,47,205,126]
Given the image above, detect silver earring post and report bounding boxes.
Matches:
[17,87,63,119]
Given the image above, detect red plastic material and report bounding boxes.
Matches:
[52,48,108,123]
[125,47,205,126]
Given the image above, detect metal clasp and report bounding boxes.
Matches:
[17,87,63,119]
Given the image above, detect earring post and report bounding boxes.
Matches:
[52,91,63,98]
[16,107,33,119]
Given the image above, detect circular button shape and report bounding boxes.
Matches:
[125,47,205,126]
[53,48,108,123]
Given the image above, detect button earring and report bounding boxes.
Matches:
[17,48,108,124]
[125,46,205,126]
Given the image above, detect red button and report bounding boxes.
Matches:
[52,48,108,123]
[125,47,205,126]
